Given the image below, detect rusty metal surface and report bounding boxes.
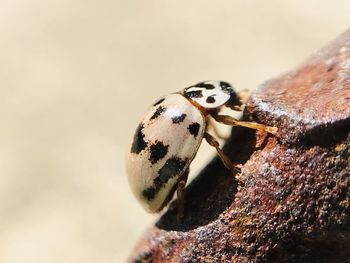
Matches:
[247,30,350,144]
[129,30,350,262]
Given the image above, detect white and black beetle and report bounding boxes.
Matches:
[126,81,277,219]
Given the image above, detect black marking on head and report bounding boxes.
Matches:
[142,157,188,200]
[184,90,203,99]
[188,122,200,137]
[150,106,166,120]
[148,140,169,164]
[195,82,216,89]
[206,96,216,104]
[172,113,187,124]
[153,97,165,106]
[130,124,148,154]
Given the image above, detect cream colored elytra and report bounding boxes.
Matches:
[126,94,206,212]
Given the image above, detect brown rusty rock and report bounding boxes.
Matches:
[129,30,350,262]
[247,29,350,144]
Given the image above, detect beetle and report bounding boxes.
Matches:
[126,80,277,219]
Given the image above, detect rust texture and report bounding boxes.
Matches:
[129,30,350,262]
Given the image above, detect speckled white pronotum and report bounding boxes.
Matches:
[126,80,277,213]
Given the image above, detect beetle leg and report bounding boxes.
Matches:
[176,180,186,222]
[207,118,228,140]
[237,89,250,104]
[231,105,245,111]
[212,114,278,135]
[204,132,240,174]
[176,169,189,222]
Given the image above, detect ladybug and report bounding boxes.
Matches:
[126,81,277,219]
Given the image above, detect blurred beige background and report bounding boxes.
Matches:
[1,0,350,262]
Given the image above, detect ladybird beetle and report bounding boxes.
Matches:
[126,80,277,219]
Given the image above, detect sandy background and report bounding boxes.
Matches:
[1,1,350,262]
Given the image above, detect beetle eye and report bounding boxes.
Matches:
[226,90,242,108]
[219,81,231,91]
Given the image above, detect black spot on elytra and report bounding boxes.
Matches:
[142,157,188,200]
[149,140,169,164]
[184,90,203,99]
[206,96,216,104]
[172,113,187,124]
[150,106,166,120]
[142,188,157,201]
[153,97,165,106]
[130,124,148,154]
[188,122,200,137]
